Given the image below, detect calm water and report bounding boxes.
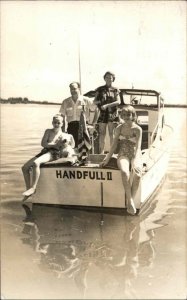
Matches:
[1,104,187,299]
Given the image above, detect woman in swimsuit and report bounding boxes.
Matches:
[22,114,75,199]
[100,105,142,215]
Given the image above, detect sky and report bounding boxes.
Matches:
[1,0,186,104]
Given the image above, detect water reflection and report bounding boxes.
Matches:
[1,107,186,299]
[22,201,159,299]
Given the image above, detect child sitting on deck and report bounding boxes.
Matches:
[22,114,75,199]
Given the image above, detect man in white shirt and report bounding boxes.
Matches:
[59,82,95,147]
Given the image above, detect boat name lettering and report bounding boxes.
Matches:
[56,170,112,180]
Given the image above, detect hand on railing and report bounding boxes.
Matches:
[100,156,110,168]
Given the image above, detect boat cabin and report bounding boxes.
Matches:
[90,89,165,153]
[119,89,164,151]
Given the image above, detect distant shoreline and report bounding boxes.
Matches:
[0,102,61,105]
[0,100,60,105]
[1,101,186,108]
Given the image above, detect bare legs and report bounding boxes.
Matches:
[22,152,52,197]
[108,122,117,146]
[98,122,116,154]
[98,123,107,154]
[117,157,137,215]
[131,154,142,200]
[22,157,37,190]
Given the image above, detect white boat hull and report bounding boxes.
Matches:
[140,148,170,205]
[32,166,126,208]
[31,124,172,210]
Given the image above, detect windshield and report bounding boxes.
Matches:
[120,93,158,106]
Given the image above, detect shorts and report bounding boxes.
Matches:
[35,148,61,161]
[97,110,119,123]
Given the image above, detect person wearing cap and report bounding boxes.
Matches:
[22,114,75,199]
[93,71,121,154]
[59,82,95,148]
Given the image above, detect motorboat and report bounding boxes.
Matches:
[30,89,173,213]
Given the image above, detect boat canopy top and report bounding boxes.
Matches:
[84,89,161,97]
[120,89,160,96]
[120,89,164,108]
[84,88,164,108]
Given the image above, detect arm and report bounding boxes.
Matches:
[92,107,100,125]
[132,126,142,175]
[134,126,142,159]
[41,129,54,148]
[41,129,59,149]
[101,125,121,166]
[69,134,75,149]
[61,114,67,132]
[84,96,99,126]
[102,94,121,110]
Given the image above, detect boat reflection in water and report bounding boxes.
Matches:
[21,199,163,299]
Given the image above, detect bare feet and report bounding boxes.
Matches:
[22,187,36,197]
[22,195,29,202]
[127,198,136,215]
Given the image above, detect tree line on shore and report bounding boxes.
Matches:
[0,97,186,107]
[0,97,60,105]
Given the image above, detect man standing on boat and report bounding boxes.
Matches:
[59,82,95,148]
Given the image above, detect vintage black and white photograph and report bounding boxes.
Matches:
[1,0,186,299]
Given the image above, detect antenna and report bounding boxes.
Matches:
[78,32,82,93]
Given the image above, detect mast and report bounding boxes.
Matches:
[130,83,134,103]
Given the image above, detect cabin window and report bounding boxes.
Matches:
[138,124,148,150]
